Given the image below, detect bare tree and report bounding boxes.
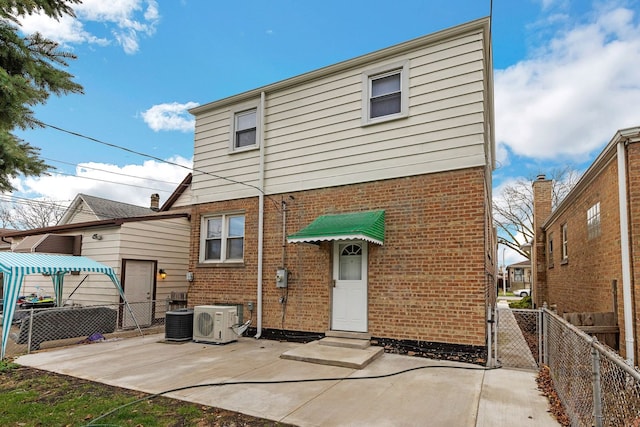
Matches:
[493,166,581,259]
[3,198,66,230]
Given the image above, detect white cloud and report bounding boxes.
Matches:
[16,156,192,208]
[495,6,640,162]
[141,102,199,132]
[17,0,160,54]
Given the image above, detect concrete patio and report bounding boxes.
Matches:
[15,334,560,426]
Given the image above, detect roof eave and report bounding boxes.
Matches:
[189,17,491,116]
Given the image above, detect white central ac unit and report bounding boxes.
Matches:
[193,305,238,344]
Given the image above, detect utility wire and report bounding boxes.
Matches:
[43,122,283,212]
[43,157,184,187]
[43,122,264,195]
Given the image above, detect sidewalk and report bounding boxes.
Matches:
[16,334,559,426]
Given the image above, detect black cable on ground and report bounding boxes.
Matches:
[86,363,499,426]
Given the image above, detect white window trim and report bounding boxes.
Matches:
[561,223,568,261]
[229,101,261,153]
[361,60,409,126]
[199,213,245,263]
[587,202,601,240]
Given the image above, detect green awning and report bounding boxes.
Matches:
[287,210,385,245]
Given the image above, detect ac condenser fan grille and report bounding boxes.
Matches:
[196,312,214,336]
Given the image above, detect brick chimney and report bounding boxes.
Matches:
[150,193,160,211]
[532,174,552,307]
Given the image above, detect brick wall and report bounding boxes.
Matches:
[532,176,552,307]
[543,159,622,316]
[188,167,490,348]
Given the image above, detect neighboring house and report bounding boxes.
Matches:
[1,188,192,324]
[186,18,496,363]
[532,126,640,365]
[506,260,531,294]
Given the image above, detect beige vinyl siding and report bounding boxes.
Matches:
[193,108,261,202]
[20,228,123,306]
[118,218,190,312]
[192,26,490,203]
[19,219,190,310]
[63,201,99,224]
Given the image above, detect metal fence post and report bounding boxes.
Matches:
[542,309,548,365]
[591,339,603,427]
[538,308,543,365]
[26,308,34,354]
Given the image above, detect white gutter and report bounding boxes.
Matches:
[255,91,266,339]
[617,141,634,365]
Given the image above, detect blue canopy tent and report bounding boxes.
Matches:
[0,252,140,359]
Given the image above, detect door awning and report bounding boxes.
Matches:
[287,210,385,245]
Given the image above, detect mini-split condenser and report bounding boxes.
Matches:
[192,305,238,344]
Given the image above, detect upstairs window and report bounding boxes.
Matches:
[587,202,601,239]
[561,223,568,262]
[201,214,245,263]
[234,109,257,149]
[229,103,260,152]
[362,61,409,125]
[370,71,401,118]
[548,232,554,267]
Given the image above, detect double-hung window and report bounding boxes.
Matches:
[201,214,245,262]
[229,102,260,152]
[234,109,257,149]
[362,60,409,125]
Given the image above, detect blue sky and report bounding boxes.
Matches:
[8,0,640,265]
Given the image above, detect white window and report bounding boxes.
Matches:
[362,60,409,125]
[587,202,601,239]
[201,214,245,262]
[561,223,568,261]
[229,103,260,151]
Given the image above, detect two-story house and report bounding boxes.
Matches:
[187,18,496,363]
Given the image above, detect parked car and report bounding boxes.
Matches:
[516,289,531,297]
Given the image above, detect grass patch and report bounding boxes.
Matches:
[0,365,293,426]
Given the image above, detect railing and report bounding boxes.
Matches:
[2,301,168,358]
[543,308,640,427]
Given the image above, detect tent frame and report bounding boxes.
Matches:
[1,253,141,359]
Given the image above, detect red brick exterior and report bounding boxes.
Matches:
[537,139,640,362]
[187,167,492,348]
[532,177,552,308]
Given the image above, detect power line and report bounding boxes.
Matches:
[43,157,184,187]
[49,170,175,192]
[42,122,282,212]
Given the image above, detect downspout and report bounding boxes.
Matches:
[617,140,634,365]
[255,91,266,339]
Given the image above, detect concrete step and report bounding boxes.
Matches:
[325,330,371,340]
[318,337,370,349]
[280,341,384,369]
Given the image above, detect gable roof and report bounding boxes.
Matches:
[59,193,155,224]
[507,260,531,269]
[160,173,192,211]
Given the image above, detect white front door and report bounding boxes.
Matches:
[123,260,155,327]
[332,241,367,332]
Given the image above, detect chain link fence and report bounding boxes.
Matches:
[2,301,168,357]
[543,308,640,427]
[497,305,541,369]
